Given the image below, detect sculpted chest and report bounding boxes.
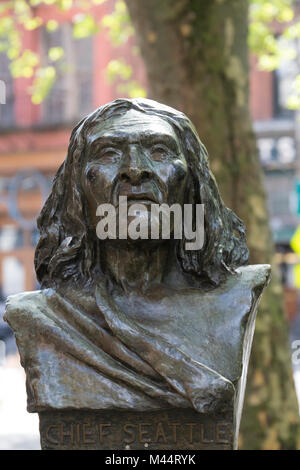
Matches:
[110,269,262,384]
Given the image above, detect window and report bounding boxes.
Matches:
[0,52,15,129]
[257,136,296,165]
[273,36,298,119]
[41,23,93,125]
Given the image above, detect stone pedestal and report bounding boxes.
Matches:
[39,409,234,450]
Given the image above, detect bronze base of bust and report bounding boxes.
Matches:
[39,409,233,450]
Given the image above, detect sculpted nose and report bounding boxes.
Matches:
[119,145,152,184]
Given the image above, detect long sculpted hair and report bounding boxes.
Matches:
[34,98,249,288]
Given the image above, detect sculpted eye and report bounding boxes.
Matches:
[150,143,170,161]
[101,148,118,156]
[151,143,168,153]
[99,147,121,161]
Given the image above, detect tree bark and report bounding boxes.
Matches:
[124,0,300,449]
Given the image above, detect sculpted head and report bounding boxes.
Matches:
[81,108,188,231]
[34,98,249,288]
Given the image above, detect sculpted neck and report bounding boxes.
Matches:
[100,241,170,293]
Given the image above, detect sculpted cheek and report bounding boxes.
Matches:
[165,162,187,185]
[173,161,187,181]
[159,161,187,183]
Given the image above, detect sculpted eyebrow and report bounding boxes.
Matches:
[90,133,179,148]
[90,136,125,147]
[149,134,178,149]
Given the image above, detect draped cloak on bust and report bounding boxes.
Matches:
[4,265,270,417]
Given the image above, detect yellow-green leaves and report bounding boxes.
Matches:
[31,66,56,104]
[286,74,300,109]
[10,50,39,78]
[46,20,59,32]
[106,59,132,83]
[29,0,58,5]
[106,59,146,99]
[57,0,73,10]
[249,0,295,62]
[249,0,300,110]
[249,22,277,57]
[102,0,134,46]
[0,0,143,104]
[249,0,295,63]
[282,22,300,40]
[13,0,43,30]
[48,47,64,62]
[117,81,147,99]
[0,16,14,37]
[73,13,99,38]
[250,0,293,24]
[24,17,43,31]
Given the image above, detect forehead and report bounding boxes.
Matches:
[87,109,177,144]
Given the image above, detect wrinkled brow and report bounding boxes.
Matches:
[88,132,179,150]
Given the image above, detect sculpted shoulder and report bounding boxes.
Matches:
[233,264,271,295]
[4,289,53,328]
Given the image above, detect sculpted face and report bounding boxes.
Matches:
[81,109,188,233]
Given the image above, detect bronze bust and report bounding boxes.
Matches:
[4,98,270,450]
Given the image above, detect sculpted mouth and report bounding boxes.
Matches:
[113,193,158,208]
[126,194,157,204]
[116,190,159,204]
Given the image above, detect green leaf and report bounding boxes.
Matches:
[283,22,300,40]
[258,54,280,71]
[106,59,132,83]
[0,17,14,37]
[73,13,99,38]
[117,81,147,99]
[46,20,59,32]
[7,46,20,60]
[101,1,134,46]
[57,0,73,10]
[286,95,300,110]
[14,0,30,15]
[276,6,294,23]
[48,46,64,61]
[24,17,43,31]
[31,66,56,104]
[10,50,39,78]
[29,0,43,6]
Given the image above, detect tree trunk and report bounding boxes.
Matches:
[125,0,300,449]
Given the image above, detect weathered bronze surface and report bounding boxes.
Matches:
[4,98,270,450]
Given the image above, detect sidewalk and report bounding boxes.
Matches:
[0,354,40,450]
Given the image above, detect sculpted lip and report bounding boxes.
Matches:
[126,193,158,203]
[114,189,160,206]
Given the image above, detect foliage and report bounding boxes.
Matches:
[249,0,300,108]
[1,0,300,106]
[0,0,145,102]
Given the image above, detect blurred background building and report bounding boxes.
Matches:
[250,26,300,324]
